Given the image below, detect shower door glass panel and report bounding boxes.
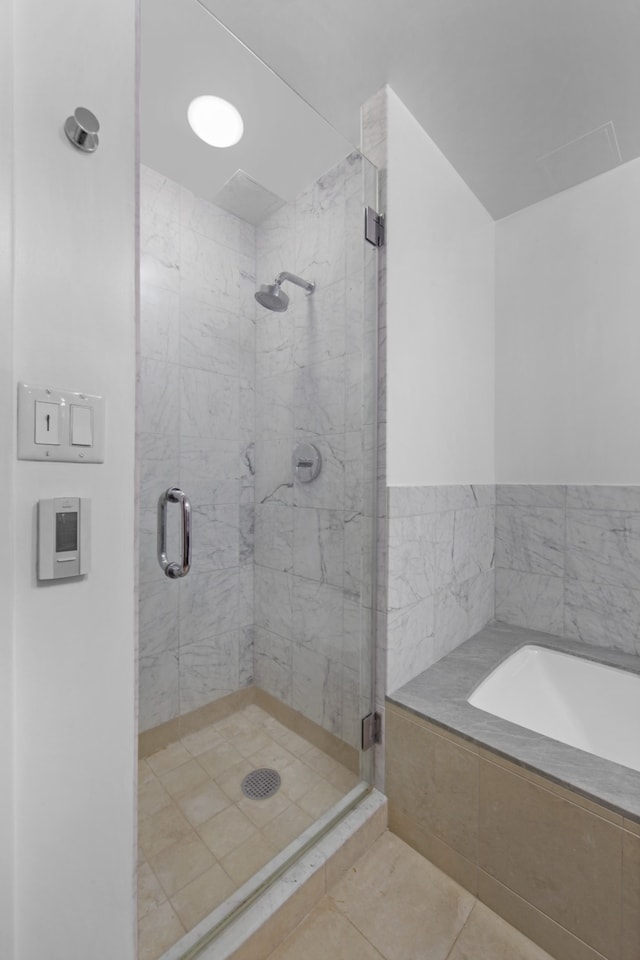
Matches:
[137,2,378,956]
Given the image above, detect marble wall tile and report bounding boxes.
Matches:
[494,485,640,657]
[387,515,438,609]
[139,579,180,658]
[254,565,293,640]
[180,367,239,440]
[293,508,344,586]
[295,170,346,292]
[180,228,239,312]
[292,434,346,511]
[294,356,346,438]
[239,503,254,566]
[254,628,293,705]
[566,509,640,588]
[179,185,240,251]
[344,512,372,605]
[139,650,180,732]
[254,503,293,573]
[495,568,564,635]
[565,579,640,655]
[255,311,295,377]
[497,485,566,508]
[140,168,256,732]
[256,372,294,440]
[343,596,364,673]
[341,665,361,749]
[190,503,239,572]
[256,202,296,289]
[466,568,496,638]
[452,507,496,582]
[294,280,346,368]
[291,644,343,737]
[139,357,180,437]
[566,485,640,511]
[388,486,440,518]
[386,486,496,693]
[238,565,254,628]
[255,438,294,506]
[179,568,239,646]
[179,437,241,506]
[496,506,564,577]
[179,298,239,377]
[239,626,255,688]
[292,577,345,663]
[179,631,239,714]
[386,596,436,694]
[139,433,180,515]
[139,284,180,363]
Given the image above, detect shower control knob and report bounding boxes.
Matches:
[64,107,100,153]
[293,442,322,483]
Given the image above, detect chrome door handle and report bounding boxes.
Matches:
[158,487,191,579]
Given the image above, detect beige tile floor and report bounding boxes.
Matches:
[267,832,556,960]
[138,703,360,960]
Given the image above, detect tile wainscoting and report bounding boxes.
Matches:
[496,484,640,655]
[386,485,495,694]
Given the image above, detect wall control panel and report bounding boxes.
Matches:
[18,383,105,462]
[38,498,91,580]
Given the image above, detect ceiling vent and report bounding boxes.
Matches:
[537,121,622,194]
[212,170,285,226]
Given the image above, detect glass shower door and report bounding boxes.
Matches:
[136,3,379,956]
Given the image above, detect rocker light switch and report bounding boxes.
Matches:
[18,383,105,462]
[70,404,93,446]
[35,401,60,445]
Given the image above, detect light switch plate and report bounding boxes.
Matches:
[17,383,105,462]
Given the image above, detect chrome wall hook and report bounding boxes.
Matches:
[64,107,100,153]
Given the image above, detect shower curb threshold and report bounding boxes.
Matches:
[158,788,387,960]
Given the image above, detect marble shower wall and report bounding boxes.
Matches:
[496,484,640,655]
[138,165,256,732]
[386,485,496,694]
[253,150,378,749]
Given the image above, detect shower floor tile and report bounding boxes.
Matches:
[137,703,360,960]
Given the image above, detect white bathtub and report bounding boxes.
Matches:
[468,644,640,773]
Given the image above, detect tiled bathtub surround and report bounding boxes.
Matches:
[138,165,256,732]
[386,485,495,693]
[496,484,640,654]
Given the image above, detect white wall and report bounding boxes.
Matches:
[386,88,495,486]
[11,1,137,958]
[0,0,15,955]
[496,157,640,483]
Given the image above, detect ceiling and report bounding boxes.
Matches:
[141,0,355,211]
[142,0,640,220]
[198,0,640,219]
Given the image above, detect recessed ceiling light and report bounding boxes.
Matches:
[187,95,244,148]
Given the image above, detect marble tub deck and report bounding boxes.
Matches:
[388,620,640,822]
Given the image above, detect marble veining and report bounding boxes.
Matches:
[388,620,640,821]
[386,484,496,693]
[138,165,256,730]
[496,484,640,656]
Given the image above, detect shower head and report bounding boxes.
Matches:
[255,271,315,312]
[255,282,289,312]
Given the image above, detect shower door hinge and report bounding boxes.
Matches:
[364,207,385,247]
[361,711,382,750]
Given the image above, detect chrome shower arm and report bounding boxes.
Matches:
[275,271,315,293]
